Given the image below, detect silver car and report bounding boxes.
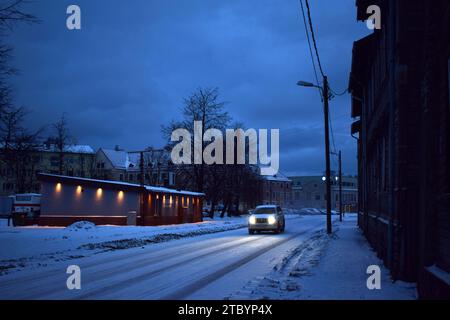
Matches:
[248,205,285,234]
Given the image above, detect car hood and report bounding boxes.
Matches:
[251,214,276,219]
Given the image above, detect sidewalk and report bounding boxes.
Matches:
[295,214,417,299]
[230,214,417,300]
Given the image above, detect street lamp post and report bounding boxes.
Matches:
[331,150,343,222]
[298,76,332,234]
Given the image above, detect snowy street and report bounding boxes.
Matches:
[0,215,323,299]
[0,214,416,300]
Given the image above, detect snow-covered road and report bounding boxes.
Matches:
[0,215,326,300]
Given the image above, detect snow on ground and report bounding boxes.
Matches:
[0,214,300,276]
[0,216,247,275]
[229,214,417,300]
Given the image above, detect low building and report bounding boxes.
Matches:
[37,173,204,226]
[260,172,292,207]
[290,175,358,211]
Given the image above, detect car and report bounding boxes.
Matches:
[248,205,285,234]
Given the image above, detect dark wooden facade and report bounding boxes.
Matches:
[350,0,450,299]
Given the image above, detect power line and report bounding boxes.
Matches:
[300,0,340,162]
[304,0,325,78]
[330,87,349,96]
[303,0,348,98]
[298,0,321,97]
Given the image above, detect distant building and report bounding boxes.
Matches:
[92,147,176,188]
[290,175,358,211]
[349,0,450,298]
[0,144,95,195]
[260,172,292,207]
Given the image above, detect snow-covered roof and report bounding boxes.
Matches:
[40,144,95,154]
[145,186,204,196]
[262,172,291,182]
[101,149,129,169]
[101,148,170,170]
[1,143,95,154]
[64,145,95,154]
[38,173,205,197]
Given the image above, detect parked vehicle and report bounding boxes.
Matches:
[11,193,42,218]
[248,205,285,234]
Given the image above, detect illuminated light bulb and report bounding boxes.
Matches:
[96,188,103,198]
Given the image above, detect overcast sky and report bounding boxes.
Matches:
[7,0,369,176]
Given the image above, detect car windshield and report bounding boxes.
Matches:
[253,207,276,214]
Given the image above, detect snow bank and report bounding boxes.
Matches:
[0,216,248,276]
[66,221,96,231]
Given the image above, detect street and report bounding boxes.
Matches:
[0,216,326,300]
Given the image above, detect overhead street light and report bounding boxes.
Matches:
[297,80,318,88]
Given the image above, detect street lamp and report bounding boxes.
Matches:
[297,77,332,234]
[297,80,317,88]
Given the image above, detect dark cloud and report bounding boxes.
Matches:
[8,0,369,175]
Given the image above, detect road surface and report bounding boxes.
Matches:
[0,215,326,300]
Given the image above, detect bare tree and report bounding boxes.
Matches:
[0,106,42,193]
[162,87,231,193]
[0,0,38,31]
[0,1,38,114]
[0,1,40,193]
[50,114,74,175]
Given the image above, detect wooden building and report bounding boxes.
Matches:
[37,173,204,227]
[350,0,450,298]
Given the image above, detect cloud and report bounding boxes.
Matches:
[8,0,368,175]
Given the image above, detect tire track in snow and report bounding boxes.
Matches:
[0,226,254,291]
[161,227,322,300]
[3,235,262,299]
[43,235,268,299]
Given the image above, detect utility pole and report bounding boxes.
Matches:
[139,151,145,186]
[323,76,332,234]
[339,150,343,222]
[297,76,332,234]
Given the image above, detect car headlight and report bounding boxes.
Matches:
[268,215,277,225]
[249,215,256,224]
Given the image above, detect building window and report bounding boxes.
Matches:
[315,195,320,201]
[169,172,175,185]
[50,156,59,167]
